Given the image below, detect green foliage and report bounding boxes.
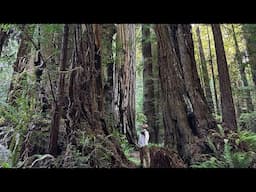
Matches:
[136,112,147,126]
[231,151,254,168]
[111,129,136,164]
[0,72,36,167]
[0,66,13,103]
[192,129,256,168]
[115,131,134,157]
[192,157,224,168]
[217,124,225,137]
[206,136,217,154]
[0,37,18,102]
[40,24,63,48]
[0,24,12,31]
[61,132,116,168]
[222,139,234,167]
[238,130,256,151]
[0,162,11,168]
[239,112,256,132]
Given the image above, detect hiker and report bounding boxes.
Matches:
[138,124,150,168]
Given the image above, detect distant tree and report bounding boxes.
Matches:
[196,26,214,113]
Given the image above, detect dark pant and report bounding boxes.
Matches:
[139,146,150,168]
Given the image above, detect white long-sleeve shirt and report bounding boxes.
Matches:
[138,129,149,147]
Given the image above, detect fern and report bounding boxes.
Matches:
[238,130,256,151]
[217,124,225,137]
[191,157,223,168]
[223,140,234,168]
[231,152,254,168]
[206,136,217,154]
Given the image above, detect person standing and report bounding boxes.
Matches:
[138,124,150,168]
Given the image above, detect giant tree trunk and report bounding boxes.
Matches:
[155,24,194,163]
[101,24,116,132]
[242,24,256,87]
[196,26,214,113]
[142,24,158,143]
[176,24,216,135]
[207,25,220,116]
[66,24,130,167]
[114,24,137,145]
[231,24,254,112]
[49,24,69,156]
[212,24,237,130]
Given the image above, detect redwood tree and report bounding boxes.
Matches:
[196,26,214,113]
[49,24,69,155]
[114,24,137,145]
[212,24,237,130]
[176,24,216,135]
[142,24,158,143]
[155,24,194,162]
[66,24,130,167]
[101,24,116,131]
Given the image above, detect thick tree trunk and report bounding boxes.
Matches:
[68,24,100,134]
[142,24,158,143]
[114,24,137,145]
[101,24,116,132]
[66,24,131,167]
[155,24,194,163]
[207,26,220,116]
[196,26,214,113]
[212,24,237,130]
[242,24,256,87]
[49,24,69,156]
[231,24,254,112]
[176,24,216,135]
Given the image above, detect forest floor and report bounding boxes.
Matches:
[127,150,141,167]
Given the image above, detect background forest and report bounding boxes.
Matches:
[0,24,256,168]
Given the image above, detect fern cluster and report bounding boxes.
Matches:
[192,126,256,168]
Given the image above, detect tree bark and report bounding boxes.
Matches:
[142,24,158,143]
[114,24,137,145]
[49,24,69,156]
[176,24,216,135]
[66,24,131,167]
[196,26,214,113]
[101,24,116,132]
[155,24,194,163]
[231,24,254,112]
[212,24,237,130]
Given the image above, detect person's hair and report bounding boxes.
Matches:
[142,124,149,129]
